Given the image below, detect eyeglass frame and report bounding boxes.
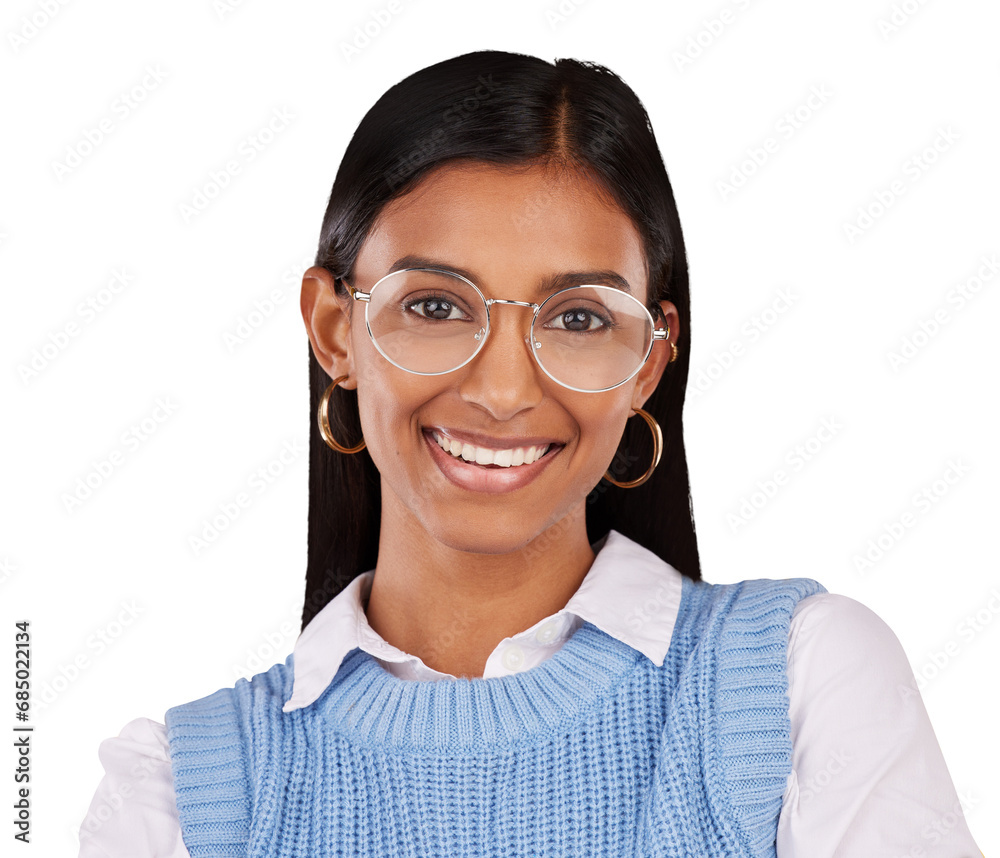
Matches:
[338,266,669,394]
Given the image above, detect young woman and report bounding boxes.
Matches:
[78,50,981,857]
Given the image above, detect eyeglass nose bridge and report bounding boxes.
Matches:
[475,297,543,350]
[484,298,538,310]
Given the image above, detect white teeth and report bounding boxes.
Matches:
[432,431,552,468]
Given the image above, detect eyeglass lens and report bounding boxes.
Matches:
[365,269,653,391]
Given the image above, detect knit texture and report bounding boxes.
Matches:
[165,574,826,857]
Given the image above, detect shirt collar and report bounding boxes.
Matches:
[282,528,683,712]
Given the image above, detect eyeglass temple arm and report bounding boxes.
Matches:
[338,278,370,302]
[650,303,669,339]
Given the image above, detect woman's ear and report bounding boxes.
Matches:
[300,266,356,388]
[631,299,679,411]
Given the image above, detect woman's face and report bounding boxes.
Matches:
[302,161,678,555]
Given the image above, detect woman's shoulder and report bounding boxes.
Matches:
[97,714,171,759]
[79,656,296,858]
[685,574,829,622]
[786,590,913,680]
[77,717,186,857]
[696,580,903,668]
[788,591,903,651]
[165,654,296,723]
[676,579,911,685]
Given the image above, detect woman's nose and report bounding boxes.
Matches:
[458,306,544,420]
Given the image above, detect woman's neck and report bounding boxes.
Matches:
[364,493,596,679]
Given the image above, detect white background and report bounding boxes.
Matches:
[1,0,997,852]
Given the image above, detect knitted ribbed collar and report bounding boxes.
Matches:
[282,529,683,713]
[307,610,671,750]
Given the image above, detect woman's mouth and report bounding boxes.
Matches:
[421,428,564,493]
[428,429,555,468]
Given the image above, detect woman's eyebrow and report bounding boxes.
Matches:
[385,254,634,295]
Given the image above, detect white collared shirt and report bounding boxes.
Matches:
[77,529,981,856]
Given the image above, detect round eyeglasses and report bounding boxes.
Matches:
[340,267,668,393]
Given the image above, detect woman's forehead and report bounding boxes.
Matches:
[359,161,648,297]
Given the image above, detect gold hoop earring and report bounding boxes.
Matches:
[318,376,366,454]
[602,407,662,489]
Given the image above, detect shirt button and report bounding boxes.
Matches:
[535,619,560,644]
[501,644,525,671]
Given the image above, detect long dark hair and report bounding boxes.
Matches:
[302,50,700,630]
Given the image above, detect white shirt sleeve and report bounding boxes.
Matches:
[777,592,982,856]
[77,717,190,858]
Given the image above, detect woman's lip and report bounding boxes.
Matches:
[422,429,561,494]
[425,426,563,450]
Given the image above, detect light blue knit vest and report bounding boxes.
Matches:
[165,574,825,857]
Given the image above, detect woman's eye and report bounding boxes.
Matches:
[548,308,610,332]
[405,295,467,321]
